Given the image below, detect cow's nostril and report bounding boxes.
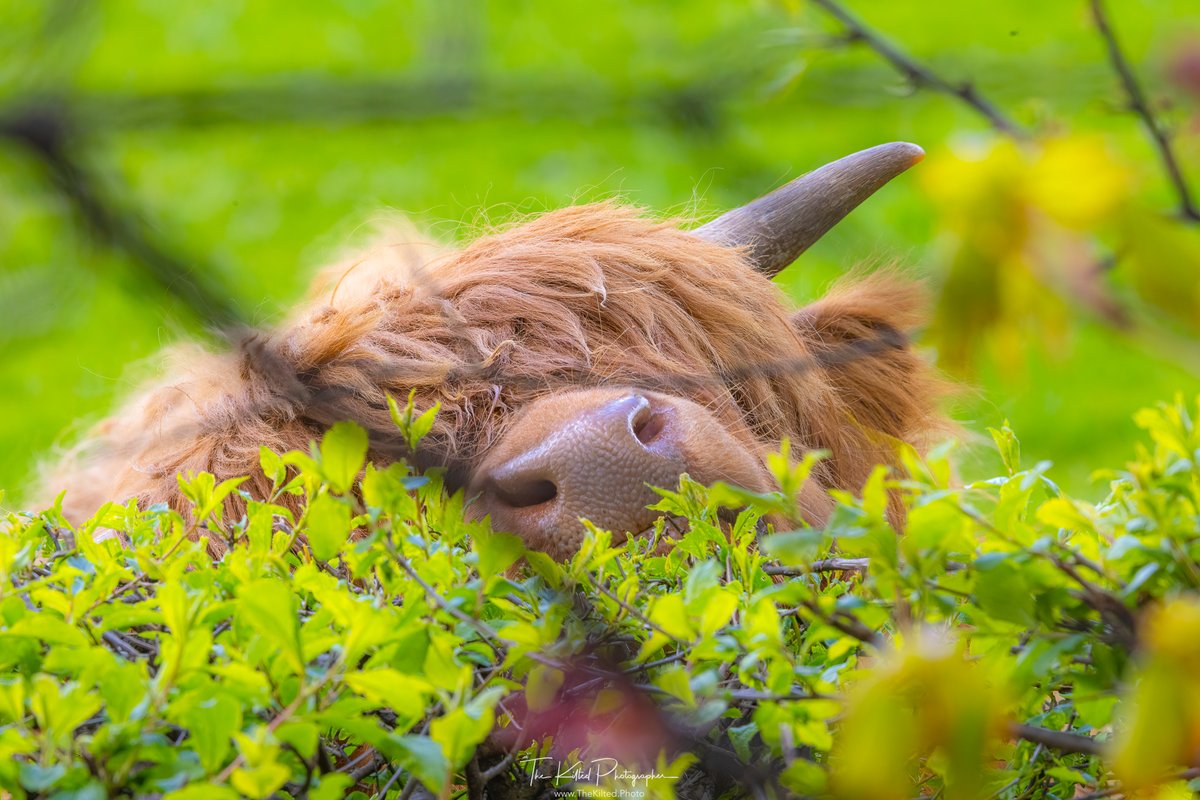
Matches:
[493,478,558,509]
[632,403,666,446]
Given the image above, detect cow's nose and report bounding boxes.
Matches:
[473,393,687,558]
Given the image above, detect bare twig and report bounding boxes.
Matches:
[1010,722,1104,756]
[396,775,419,800]
[101,630,148,662]
[800,599,884,648]
[341,751,389,783]
[592,581,683,642]
[0,102,245,325]
[1052,556,1138,651]
[465,756,486,800]
[479,753,516,782]
[727,688,830,703]
[372,764,406,798]
[808,0,1026,139]
[625,650,691,673]
[390,546,505,648]
[764,557,869,576]
[214,662,344,784]
[1090,0,1200,222]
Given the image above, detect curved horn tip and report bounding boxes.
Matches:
[693,141,927,277]
[877,141,925,167]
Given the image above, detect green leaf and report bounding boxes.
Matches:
[728,722,758,762]
[0,679,25,724]
[698,587,739,636]
[474,530,524,582]
[1035,496,1094,532]
[524,664,564,712]
[763,528,826,565]
[230,762,291,800]
[388,390,441,453]
[179,694,243,773]
[390,735,449,793]
[345,669,434,709]
[361,462,419,518]
[1046,767,1090,786]
[275,721,319,760]
[165,787,241,800]
[1074,694,1118,729]
[648,593,694,641]
[308,773,354,800]
[98,662,147,724]
[237,580,304,675]
[430,688,503,769]
[988,423,1021,475]
[972,558,1035,627]
[652,665,695,706]
[305,492,352,562]
[19,763,65,792]
[780,759,827,795]
[319,421,368,494]
[259,446,286,488]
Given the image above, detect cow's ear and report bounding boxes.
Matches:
[791,271,951,448]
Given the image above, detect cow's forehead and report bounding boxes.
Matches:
[302,203,787,327]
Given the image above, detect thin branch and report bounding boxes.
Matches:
[625,650,691,673]
[764,557,869,576]
[391,547,504,647]
[464,756,486,800]
[0,102,245,327]
[808,0,1026,139]
[1052,556,1138,651]
[101,630,148,662]
[396,775,419,800]
[214,664,343,784]
[479,753,515,783]
[800,599,884,648]
[341,751,389,783]
[592,580,683,642]
[1090,0,1200,223]
[727,688,831,703]
[1010,722,1104,756]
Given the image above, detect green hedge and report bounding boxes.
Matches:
[4,397,1200,799]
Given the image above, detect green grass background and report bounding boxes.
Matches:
[2,0,1199,502]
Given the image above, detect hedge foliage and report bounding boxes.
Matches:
[4,396,1200,799]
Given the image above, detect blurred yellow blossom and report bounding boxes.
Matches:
[1110,597,1200,791]
[831,630,1009,800]
[1028,136,1134,229]
[920,135,1143,372]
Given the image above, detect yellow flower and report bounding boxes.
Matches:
[1027,135,1133,229]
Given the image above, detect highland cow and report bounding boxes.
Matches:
[42,143,947,559]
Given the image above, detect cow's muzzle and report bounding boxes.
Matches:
[468,388,774,559]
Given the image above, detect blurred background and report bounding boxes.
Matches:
[2,0,1200,502]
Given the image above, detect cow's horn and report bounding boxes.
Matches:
[694,142,925,277]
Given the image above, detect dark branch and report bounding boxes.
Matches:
[0,101,245,327]
[808,0,1026,139]
[35,76,742,136]
[764,557,869,576]
[1011,722,1104,756]
[1090,0,1200,223]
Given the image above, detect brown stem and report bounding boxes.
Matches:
[1090,0,1200,223]
[764,557,869,576]
[1010,722,1103,756]
[808,0,1027,139]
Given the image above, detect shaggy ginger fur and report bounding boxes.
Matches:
[43,203,948,553]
